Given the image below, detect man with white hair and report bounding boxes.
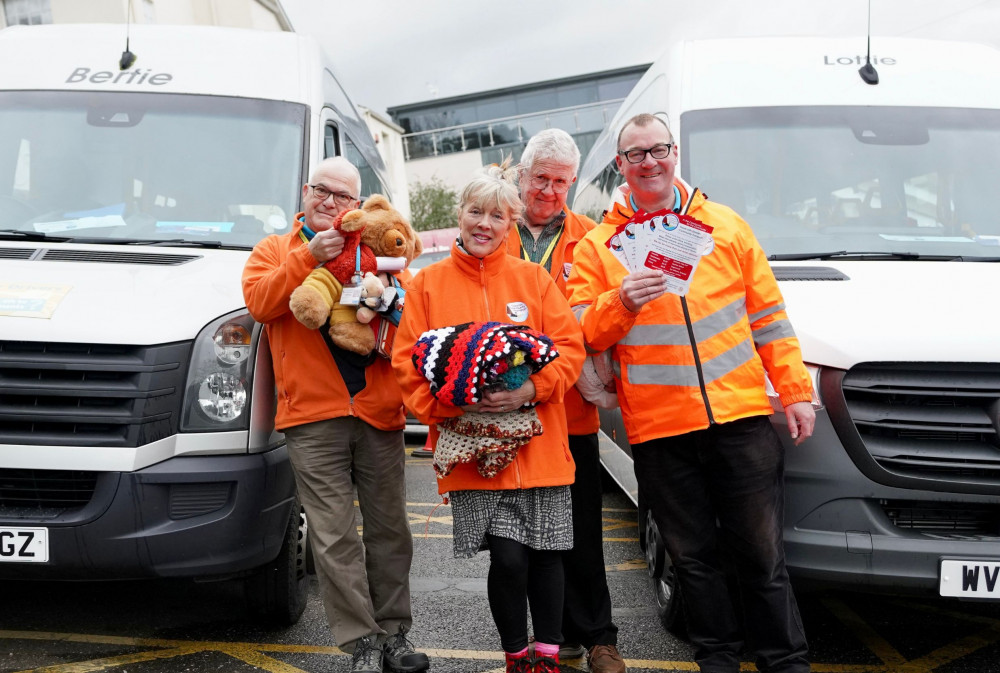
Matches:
[508,129,627,673]
[243,157,429,673]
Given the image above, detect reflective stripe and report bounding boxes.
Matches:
[622,297,746,346]
[627,337,756,386]
[752,318,796,345]
[748,302,785,324]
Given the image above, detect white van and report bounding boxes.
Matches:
[575,36,1000,630]
[0,23,394,624]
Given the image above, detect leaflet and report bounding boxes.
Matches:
[604,209,714,295]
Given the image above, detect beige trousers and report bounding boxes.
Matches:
[284,416,413,653]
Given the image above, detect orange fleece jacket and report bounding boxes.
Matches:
[505,208,600,435]
[392,240,586,494]
[242,215,406,432]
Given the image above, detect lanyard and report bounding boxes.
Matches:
[515,223,563,269]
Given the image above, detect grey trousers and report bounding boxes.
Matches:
[284,416,413,653]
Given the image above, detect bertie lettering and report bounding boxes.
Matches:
[66,67,172,86]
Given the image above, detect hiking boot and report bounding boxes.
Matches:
[382,625,429,672]
[532,654,560,673]
[559,642,586,659]
[349,635,383,673]
[587,643,626,673]
[505,650,533,673]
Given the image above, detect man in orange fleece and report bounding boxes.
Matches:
[509,129,626,673]
[242,157,428,673]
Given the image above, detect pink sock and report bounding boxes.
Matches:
[506,646,529,658]
[534,642,559,658]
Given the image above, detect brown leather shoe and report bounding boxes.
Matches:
[587,644,626,673]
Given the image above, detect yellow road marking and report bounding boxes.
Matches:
[4,626,997,673]
[20,646,199,673]
[822,597,909,668]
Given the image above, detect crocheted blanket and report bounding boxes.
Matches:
[410,321,559,478]
[411,322,559,407]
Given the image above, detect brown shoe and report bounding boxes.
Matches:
[587,644,626,673]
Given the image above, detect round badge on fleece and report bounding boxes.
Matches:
[505,302,529,322]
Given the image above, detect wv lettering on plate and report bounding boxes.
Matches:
[940,559,1000,597]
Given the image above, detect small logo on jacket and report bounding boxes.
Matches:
[506,302,529,322]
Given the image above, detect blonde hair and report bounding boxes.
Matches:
[458,156,524,222]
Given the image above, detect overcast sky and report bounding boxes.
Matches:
[281,0,1000,118]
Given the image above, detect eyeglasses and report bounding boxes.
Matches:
[309,184,357,206]
[617,143,673,164]
[528,175,572,194]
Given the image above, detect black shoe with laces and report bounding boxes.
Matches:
[350,635,383,673]
[382,625,430,672]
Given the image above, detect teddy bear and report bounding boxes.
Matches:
[289,194,421,355]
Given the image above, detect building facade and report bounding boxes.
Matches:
[0,0,292,30]
[387,65,648,195]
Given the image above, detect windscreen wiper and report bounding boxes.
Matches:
[0,228,72,242]
[769,250,921,261]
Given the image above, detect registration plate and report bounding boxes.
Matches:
[940,559,1000,598]
[0,527,48,563]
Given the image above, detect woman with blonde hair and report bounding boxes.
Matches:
[393,160,584,673]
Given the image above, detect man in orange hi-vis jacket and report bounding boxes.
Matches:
[566,113,816,673]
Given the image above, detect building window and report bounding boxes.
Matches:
[3,0,52,25]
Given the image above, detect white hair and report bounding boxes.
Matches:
[520,128,580,176]
[309,156,362,196]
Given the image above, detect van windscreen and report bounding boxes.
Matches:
[0,91,307,248]
[682,105,1000,260]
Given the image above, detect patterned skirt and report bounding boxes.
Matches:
[450,486,573,559]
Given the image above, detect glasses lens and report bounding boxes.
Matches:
[624,149,646,164]
[312,185,330,200]
[650,144,671,159]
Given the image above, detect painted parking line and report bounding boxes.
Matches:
[6,613,1000,673]
[0,630,882,673]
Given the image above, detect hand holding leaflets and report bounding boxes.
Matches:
[605,208,714,297]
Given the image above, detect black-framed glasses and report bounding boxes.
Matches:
[309,184,357,206]
[617,143,673,164]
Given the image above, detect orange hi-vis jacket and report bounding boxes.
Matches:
[505,208,600,435]
[566,183,813,446]
[242,214,407,432]
[392,240,586,495]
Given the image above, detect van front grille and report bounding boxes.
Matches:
[881,499,1000,538]
[840,363,1000,487]
[0,340,190,447]
[0,468,98,516]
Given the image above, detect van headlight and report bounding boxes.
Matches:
[181,310,257,431]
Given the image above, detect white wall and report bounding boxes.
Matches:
[360,107,411,220]
[406,151,486,195]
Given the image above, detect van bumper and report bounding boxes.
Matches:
[0,446,295,580]
[777,415,1000,595]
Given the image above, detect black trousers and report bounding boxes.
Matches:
[486,534,564,652]
[561,432,619,647]
[632,415,808,673]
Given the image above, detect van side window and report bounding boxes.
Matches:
[323,124,339,159]
[343,134,386,198]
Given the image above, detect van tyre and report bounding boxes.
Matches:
[644,507,687,639]
[245,498,311,625]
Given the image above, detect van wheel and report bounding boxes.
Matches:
[245,498,311,625]
[645,508,687,638]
